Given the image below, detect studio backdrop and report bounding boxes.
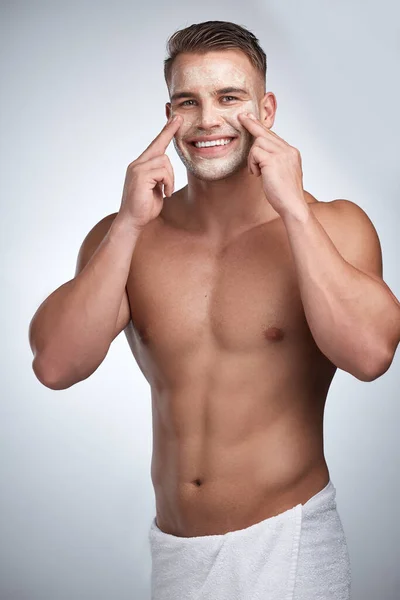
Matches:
[1,1,399,599]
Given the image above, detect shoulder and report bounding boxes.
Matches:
[79,211,119,250]
[310,198,384,281]
[75,212,119,276]
[82,212,119,241]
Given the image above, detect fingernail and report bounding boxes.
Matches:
[247,112,256,120]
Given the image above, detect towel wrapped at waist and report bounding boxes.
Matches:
[148,479,351,600]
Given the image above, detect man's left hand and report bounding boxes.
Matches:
[238,112,309,219]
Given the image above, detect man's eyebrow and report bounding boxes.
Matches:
[170,87,250,102]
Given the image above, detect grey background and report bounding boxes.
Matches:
[1,1,399,599]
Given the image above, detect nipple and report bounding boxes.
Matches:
[264,327,284,341]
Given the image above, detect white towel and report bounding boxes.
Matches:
[148,480,351,600]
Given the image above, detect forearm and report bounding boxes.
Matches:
[30,215,140,385]
[282,205,398,380]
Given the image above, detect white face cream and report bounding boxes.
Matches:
[168,50,263,182]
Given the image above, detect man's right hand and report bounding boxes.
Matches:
[118,114,183,231]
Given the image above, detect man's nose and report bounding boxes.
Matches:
[197,103,224,130]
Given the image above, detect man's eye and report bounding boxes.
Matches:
[180,96,239,107]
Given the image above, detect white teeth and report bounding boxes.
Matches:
[194,138,233,148]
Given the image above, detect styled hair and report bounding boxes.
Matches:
[164,21,267,94]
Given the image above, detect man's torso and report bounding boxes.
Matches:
[122,190,337,537]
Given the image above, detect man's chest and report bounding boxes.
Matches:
[125,220,313,357]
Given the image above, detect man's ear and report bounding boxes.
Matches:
[259,92,277,129]
[165,102,172,120]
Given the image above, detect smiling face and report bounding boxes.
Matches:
[167,49,271,182]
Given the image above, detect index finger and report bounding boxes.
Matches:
[238,113,284,144]
[139,114,183,161]
[238,112,269,136]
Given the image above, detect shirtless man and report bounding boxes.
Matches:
[29,20,399,600]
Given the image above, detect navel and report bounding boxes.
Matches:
[264,326,285,341]
[192,478,202,487]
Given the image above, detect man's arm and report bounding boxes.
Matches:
[282,198,400,382]
[29,213,139,390]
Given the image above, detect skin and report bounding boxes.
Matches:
[169,54,259,182]
[122,49,335,536]
[165,50,282,238]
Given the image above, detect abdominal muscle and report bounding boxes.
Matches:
[150,354,331,538]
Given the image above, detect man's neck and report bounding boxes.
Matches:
[182,167,281,239]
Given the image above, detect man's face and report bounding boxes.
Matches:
[167,50,265,182]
